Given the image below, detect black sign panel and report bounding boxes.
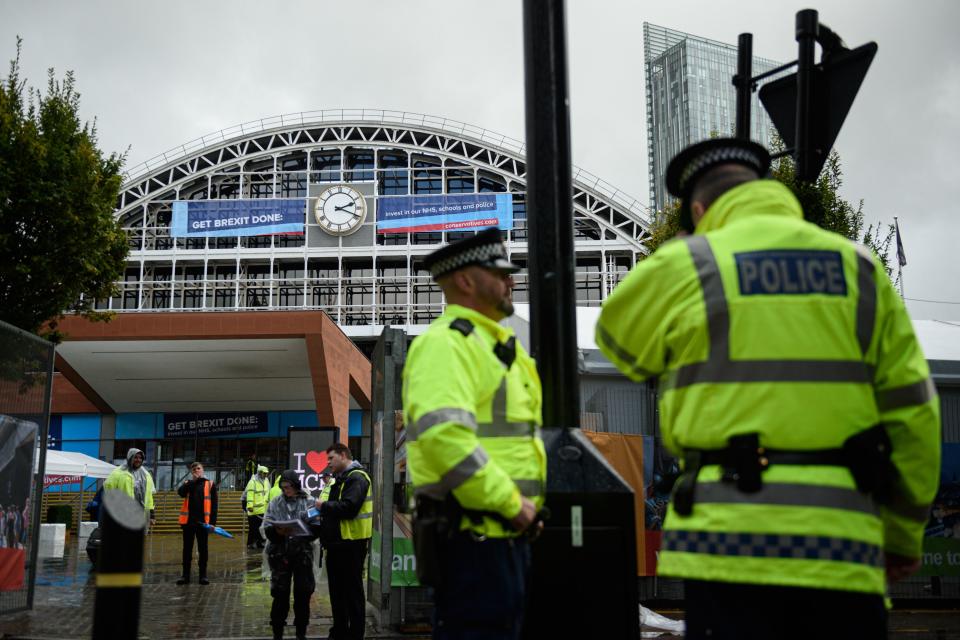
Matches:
[163,412,269,438]
[287,427,339,496]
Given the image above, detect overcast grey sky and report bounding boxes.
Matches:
[3,0,958,319]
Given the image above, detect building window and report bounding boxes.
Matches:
[345,150,374,182]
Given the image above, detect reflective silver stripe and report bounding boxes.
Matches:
[696,481,879,516]
[595,322,658,379]
[854,243,877,356]
[663,529,883,567]
[478,421,536,438]
[409,408,477,441]
[686,236,730,359]
[514,479,544,498]
[665,236,876,391]
[876,378,936,412]
[663,359,872,390]
[413,447,490,499]
[364,496,373,502]
[355,512,373,520]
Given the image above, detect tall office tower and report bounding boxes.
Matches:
[644,23,784,212]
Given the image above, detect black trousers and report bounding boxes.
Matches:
[247,514,264,546]
[683,579,887,640]
[180,524,209,579]
[326,539,368,640]
[432,535,530,640]
[270,550,316,634]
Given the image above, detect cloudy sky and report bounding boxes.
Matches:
[4,0,958,320]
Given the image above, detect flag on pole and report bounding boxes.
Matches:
[894,218,907,267]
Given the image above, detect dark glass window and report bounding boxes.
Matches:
[345,150,374,182]
[378,152,409,195]
[311,151,342,183]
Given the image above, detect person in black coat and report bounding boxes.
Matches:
[318,444,372,640]
[176,461,219,585]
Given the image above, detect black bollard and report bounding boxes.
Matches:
[92,490,145,640]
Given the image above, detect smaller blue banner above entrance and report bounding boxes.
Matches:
[171,199,306,237]
[376,193,513,234]
[163,412,269,438]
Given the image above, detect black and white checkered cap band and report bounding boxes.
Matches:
[679,147,763,193]
[430,242,506,278]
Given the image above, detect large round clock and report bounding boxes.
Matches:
[314,185,367,236]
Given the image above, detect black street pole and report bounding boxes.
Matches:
[522,0,580,430]
[735,33,753,140]
[521,1,638,637]
[795,9,819,182]
[92,491,145,640]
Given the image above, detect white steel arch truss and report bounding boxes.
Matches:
[106,110,653,330]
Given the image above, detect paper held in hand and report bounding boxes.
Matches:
[265,517,312,538]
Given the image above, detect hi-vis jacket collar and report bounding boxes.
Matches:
[695,179,804,234]
[444,304,515,343]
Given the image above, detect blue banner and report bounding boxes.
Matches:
[171,199,305,237]
[163,412,269,438]
[376,193,513,234]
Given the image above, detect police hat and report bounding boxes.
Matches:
[665,138,771,232]
[422,227,520,281]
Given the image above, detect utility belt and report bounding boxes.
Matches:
[673,424,896,516]
[412,495,547,588]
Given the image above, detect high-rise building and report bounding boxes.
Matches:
[644,23,784,212]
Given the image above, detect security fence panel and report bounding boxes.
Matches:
[0,320,54,614]
[367,327,421,628]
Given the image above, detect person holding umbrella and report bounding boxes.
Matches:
[176,461,219,585]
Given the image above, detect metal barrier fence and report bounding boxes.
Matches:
[0,320,54,614]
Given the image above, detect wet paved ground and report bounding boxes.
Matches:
[0,535,957,639]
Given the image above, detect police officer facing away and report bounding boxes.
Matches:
[402,228,546,639]
[596,139,941,639]
[316,443,372,640]
[264,470,321,640]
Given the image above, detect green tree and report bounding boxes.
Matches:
[643,145,895,279]
[0,39,128,339]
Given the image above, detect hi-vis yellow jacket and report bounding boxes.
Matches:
[596,179,940,595]
[403,304,546,538]
[243,467,271,516]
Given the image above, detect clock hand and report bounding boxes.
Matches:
[334,203,356,212]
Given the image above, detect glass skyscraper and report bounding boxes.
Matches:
[644,23,785,212]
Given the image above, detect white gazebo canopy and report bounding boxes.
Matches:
[40,450,117,479]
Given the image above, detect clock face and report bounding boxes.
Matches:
[314,185,367,236]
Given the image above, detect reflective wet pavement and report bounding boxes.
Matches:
[0,535,958,639]
[0,534,411,639]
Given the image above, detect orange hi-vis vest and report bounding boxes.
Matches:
[179,479,211,525]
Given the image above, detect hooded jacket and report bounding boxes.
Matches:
[263,470,320,554]
[104,448,156,518]
[242,465,271,516]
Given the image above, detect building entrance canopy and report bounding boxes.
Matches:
[52,311,371,442]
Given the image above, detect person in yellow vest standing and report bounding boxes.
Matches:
[243,465,271,550]
[176,461,218,585]
[401,228,546,639]
[317,443,371,640]
[103,447,156,528]
[595,138,941,638]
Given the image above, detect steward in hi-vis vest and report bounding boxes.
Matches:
[242,465,271,549]
[176,461,218,585]
[317,444,371,640]
[402,227,546,639]
[596,138,940,639]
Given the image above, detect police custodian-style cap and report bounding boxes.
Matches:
[422,227,520,280]
[665,137,771,232]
